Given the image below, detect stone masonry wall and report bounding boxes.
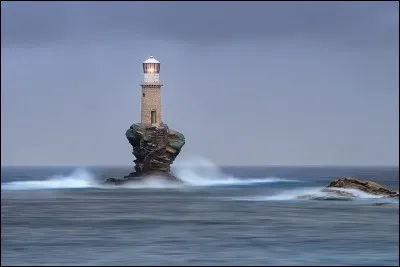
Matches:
[141,85,162,125]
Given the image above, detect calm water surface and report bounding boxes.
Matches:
[1,165,399,266]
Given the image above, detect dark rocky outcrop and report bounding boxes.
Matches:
[105,122,185,185]
[297,188,359,201]
[297,177,399,201]
[327,177,399,199]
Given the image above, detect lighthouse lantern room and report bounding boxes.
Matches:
[142,56,161,84]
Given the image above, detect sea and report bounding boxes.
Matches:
[1,158,399,266]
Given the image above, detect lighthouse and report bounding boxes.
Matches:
[103,55,186,185]
[141,55,162,126]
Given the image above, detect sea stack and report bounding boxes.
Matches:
[327,177,399,199]
[105,56,185,185]
[297,177,399,201]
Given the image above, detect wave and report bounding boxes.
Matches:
[1,157,298,191]
[234,187,391,202]
[1,168,97,191]
[172,156,298,187]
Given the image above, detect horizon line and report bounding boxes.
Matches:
[1,164,399,169]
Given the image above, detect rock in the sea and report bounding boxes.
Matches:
[297,188,358,201]
[370,202,397,206]
[104,122,185,185]
[126,122,185,174]
[105,172,183,185]
[296,177,399,201]
[327,177,399,199]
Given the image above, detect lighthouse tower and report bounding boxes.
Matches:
[141,56,163,126]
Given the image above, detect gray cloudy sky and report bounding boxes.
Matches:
[1,1,399,166]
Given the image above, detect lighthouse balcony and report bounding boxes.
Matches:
[141,83,163,87]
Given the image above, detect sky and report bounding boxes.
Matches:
[1,1,399,167]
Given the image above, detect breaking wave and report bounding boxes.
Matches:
[1,157,298,191]
[172,157,298,187]
[1,168,97,191]
[234,187,389,201]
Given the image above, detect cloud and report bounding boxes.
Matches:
[1,2,398,166]
[1,1,398,48]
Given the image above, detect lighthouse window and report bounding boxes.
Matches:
[142,93,145,97]
[151,110,157,124]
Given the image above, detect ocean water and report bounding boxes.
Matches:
[1,158,399,266]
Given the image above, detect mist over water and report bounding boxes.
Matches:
[1,168,97,190]
[233,186,398,203]
[1,158,399,265]
[1,157,395,203]
[1,157,298,191]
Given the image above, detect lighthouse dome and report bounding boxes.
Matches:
[143,56,160,64]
